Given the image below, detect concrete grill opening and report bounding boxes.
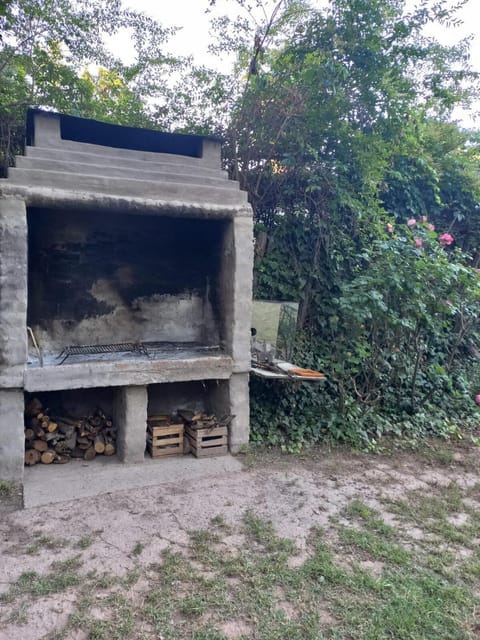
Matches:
[0,110,253,506]
[27,209,226,356]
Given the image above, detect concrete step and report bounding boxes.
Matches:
[26,143,228,178]
[23,454,243,508]
[16,156,230,186]
[26,140,220,170]
[7,167,246,206]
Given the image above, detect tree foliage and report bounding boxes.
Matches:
[212,0,480,447]
[1,0,479,447]
[0,0,180,174]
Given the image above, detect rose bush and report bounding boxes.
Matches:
[252,217,480,449]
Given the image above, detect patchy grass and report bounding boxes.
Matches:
[0,480,16,498]
[387,481,480,550]
[389,481,464,520]
[210,513,230,530]
[76,534,94,549]
[3,453,480,639]
[339,525,412,566]
[3,500,480,639]
[131,542,145,557]
[0,556,83,603]
[69,592,135,640]
[26,532,69,555]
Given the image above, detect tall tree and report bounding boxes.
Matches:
[206,0,480,446]
[0,0,179,175]
[218,0,478,325]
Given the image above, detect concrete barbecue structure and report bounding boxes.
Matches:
[0,110,253,504]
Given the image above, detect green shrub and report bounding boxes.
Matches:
[251,218,480,449]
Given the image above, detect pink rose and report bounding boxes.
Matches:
[414,238,423,248]
[386,223,394,233]
[407,218,416,227]
[439,233,454,246]
[420,216,427,222]
[475,394,480,405]
[427,223,435,231]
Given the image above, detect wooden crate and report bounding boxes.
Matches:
[147,423,184,458]
[185,425,228,458]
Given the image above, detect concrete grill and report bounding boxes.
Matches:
[0,110,253,505]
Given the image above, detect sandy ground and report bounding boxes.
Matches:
[1,442,479,639]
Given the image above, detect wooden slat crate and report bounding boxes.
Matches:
[185,425,228,458]
[147,423,184,458]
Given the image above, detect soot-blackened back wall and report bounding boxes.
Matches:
[27,208,225,351]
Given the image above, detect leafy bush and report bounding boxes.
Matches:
[251,218,480,449]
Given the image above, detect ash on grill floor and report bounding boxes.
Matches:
[27,342,223,367]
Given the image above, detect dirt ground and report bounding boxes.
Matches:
[1,441,479,640]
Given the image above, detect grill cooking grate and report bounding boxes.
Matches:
[55,342,222,365]
[57,342,149,364]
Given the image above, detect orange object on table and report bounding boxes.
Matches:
[288,367,326,378]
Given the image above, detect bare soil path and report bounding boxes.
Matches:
[1,441,479,639]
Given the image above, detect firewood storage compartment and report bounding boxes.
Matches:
[146,380,231,459]
[24,389,118,466]
[0,109,253,502]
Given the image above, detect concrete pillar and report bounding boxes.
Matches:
[228,373,250,454]
[114,386,148,463]
[231,217,253,371]
[216,213,253,452]
[0,389,25,482]
[0,197,27,388]
[219,216,253,373]
[33,112,61,147]
[209,373,250,453]
[201,139,222,170]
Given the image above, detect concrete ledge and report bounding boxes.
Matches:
[27,136,217,168]
[16,157,229,185]
[25,355,234,392]
[23,454,244,508]
[7,168,246,207]
[23,147,226,176]
[0,184,252,219]
[0,365,24,388]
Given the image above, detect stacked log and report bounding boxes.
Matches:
[177,410,232,458]
[177,410,233,431]
[24,398,116,466]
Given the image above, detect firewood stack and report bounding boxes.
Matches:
[178,410,233,458]
[177,410,233,431]
[24,397,116,466]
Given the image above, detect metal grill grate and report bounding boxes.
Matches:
[57,342,149,364]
